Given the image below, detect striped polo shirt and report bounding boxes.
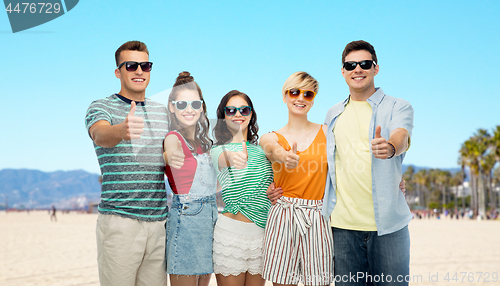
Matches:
[211,142,273,228]
[85,94,168,221]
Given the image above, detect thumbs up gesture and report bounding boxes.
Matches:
[169,140,186,169]
[121,101,144,140]
[232,141,248,169]
[371,126,394,159]
[285,141,300,169]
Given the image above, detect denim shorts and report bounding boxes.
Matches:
[166,193,218,275]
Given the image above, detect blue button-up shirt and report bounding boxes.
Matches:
[321,88,414,236]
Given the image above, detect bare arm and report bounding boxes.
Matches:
[389,128,409,157]
[217,142,248,170]
[89,121,125,148]
[260,133,299,168]
[163,134,185,169]
[266,182,283,205]
[89,101,144,148]
[399,178,406,195]
[371,126,409,159]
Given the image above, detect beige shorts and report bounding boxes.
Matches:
[96,213,167,286]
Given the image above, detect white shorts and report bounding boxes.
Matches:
[213,215,264,276]
[262,197,334,285]
[96,214,167,286]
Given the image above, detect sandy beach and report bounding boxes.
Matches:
[1,211,499,286]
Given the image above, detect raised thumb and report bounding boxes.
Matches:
[129,101,137,116]
[242,141,248,156]
[375,125,381,139]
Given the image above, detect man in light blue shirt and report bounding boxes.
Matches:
[322,40,413,285]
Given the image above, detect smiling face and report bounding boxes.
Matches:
[115,50,151,99]
[169,89,202,129]
[224,96,252,135]
[342,49,379,99]
[283,86,315,115]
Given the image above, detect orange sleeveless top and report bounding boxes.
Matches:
[272,127,327,200]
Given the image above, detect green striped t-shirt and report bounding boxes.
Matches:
[211,142,273,228]
[85,94,168,221]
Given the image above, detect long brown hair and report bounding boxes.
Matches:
[168,71,212,152]
[212,90,259,145]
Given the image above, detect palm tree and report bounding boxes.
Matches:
[482,153,496,212]
[435,170,451,213]
[491,125,500,210]
[493,167,500,211]
[403,166,416,206]
[413,169,429,209]
[475,129,492,218]
[493,125,500,160]
[459,139,479,217]
[450,170,465,212]
[460,129,491,218]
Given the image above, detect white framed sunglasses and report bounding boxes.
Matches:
[171,100,203,111]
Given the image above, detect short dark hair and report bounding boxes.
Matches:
[115,41,149,66]
[212,90,259,145]
[341,40,377,65]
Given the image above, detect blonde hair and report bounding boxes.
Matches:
[281,71,319,97]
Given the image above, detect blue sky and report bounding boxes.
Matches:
[1,1,499,175]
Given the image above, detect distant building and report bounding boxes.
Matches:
[450,182,471,198]
[88,202,99,214]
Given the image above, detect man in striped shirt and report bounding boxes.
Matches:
[85,41,168,286]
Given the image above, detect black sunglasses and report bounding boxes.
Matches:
[224,106,252,116]
[171,100,203,111]
[343,60,376,71]
[117,61,153,72]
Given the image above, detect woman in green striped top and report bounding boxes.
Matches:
[210,90,273,286]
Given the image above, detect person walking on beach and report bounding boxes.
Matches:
[50,205,57,222]
[85,41,168,286]
[323,40,414,285]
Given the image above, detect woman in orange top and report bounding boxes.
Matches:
[260,72,333,286]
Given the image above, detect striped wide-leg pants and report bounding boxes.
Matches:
[262,196,334,285]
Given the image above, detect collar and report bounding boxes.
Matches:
[115,93,146,106]
[366,87,385,106]
[343,87,385,107]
